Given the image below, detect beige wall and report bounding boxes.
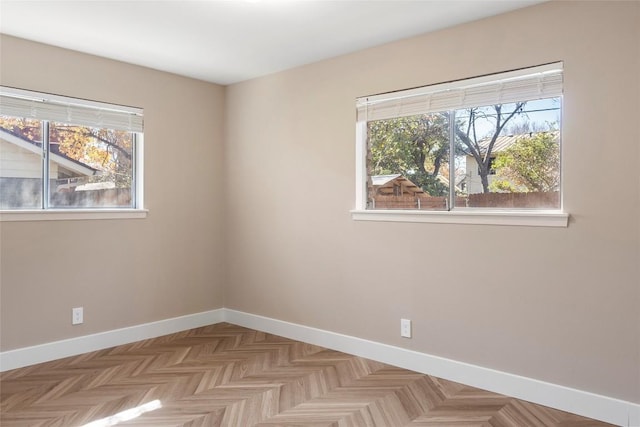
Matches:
[0,35,227,349]
[1,0,638,406]
[224,1,640,404]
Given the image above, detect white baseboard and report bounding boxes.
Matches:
[224,309,639,427]
[0,309,224,372]
[1,307,637,427]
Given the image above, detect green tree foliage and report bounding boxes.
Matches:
[490,132,560,192]
[368,113,449,196]
[367,103,536,197]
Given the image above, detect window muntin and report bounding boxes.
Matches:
[0,87,143,211]
[356,63,563,213]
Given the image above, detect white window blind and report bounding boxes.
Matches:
[357,62,563,122]
[0,86,143,132]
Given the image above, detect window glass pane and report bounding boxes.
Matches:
[367,112,450,210]
[454,97,561,209]
[0,115,43,209]
[48,122,134,208]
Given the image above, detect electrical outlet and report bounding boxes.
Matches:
[72,307,83,325]
[400,318,411,338]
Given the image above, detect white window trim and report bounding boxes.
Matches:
[353,63,568,227]
[0,134,146,221]
[350,209,568,227]
[0,209,148,222]
[0,87,146,218]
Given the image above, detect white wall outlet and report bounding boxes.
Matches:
[72,307,83,325]
[400,318,411,338]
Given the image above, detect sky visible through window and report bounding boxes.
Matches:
[456,98,560,140]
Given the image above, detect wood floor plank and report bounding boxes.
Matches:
[0,323,614,427]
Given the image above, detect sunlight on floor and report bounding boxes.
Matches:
[82,400,162,427]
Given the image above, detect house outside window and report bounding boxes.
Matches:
[0,87,143,212]
[353,63,566,226]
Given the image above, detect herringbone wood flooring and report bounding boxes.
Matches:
[0,323,612,426]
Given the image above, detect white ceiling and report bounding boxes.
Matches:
[0,0,544,85]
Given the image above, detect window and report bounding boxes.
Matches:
[0,87,144,215]
[354,63,568,227]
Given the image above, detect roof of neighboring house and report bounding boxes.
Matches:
[371,174,425,195]
[473,131,559,155]
[435,174,464,193]
[371,174,402,186]
[0,127,98,176]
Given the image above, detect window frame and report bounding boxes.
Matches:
[0,87,146,221]
[352,63,568,227]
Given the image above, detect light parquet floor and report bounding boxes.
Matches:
[0,323,613,427]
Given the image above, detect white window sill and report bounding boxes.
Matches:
[0,209,148,222]
[350,209,569,227]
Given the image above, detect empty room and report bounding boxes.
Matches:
[0,0,638,426]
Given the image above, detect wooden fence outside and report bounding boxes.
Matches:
[51,188,132,208]
[466,191,560,208]
[1,178,132,209]
[371,192,560,210]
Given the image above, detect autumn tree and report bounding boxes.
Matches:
[0,116,133,188]
[50,123,133,188]
[490,132,560,193]
[455,103,526,193]
[368,113,450,196]
[0,116,41,141]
